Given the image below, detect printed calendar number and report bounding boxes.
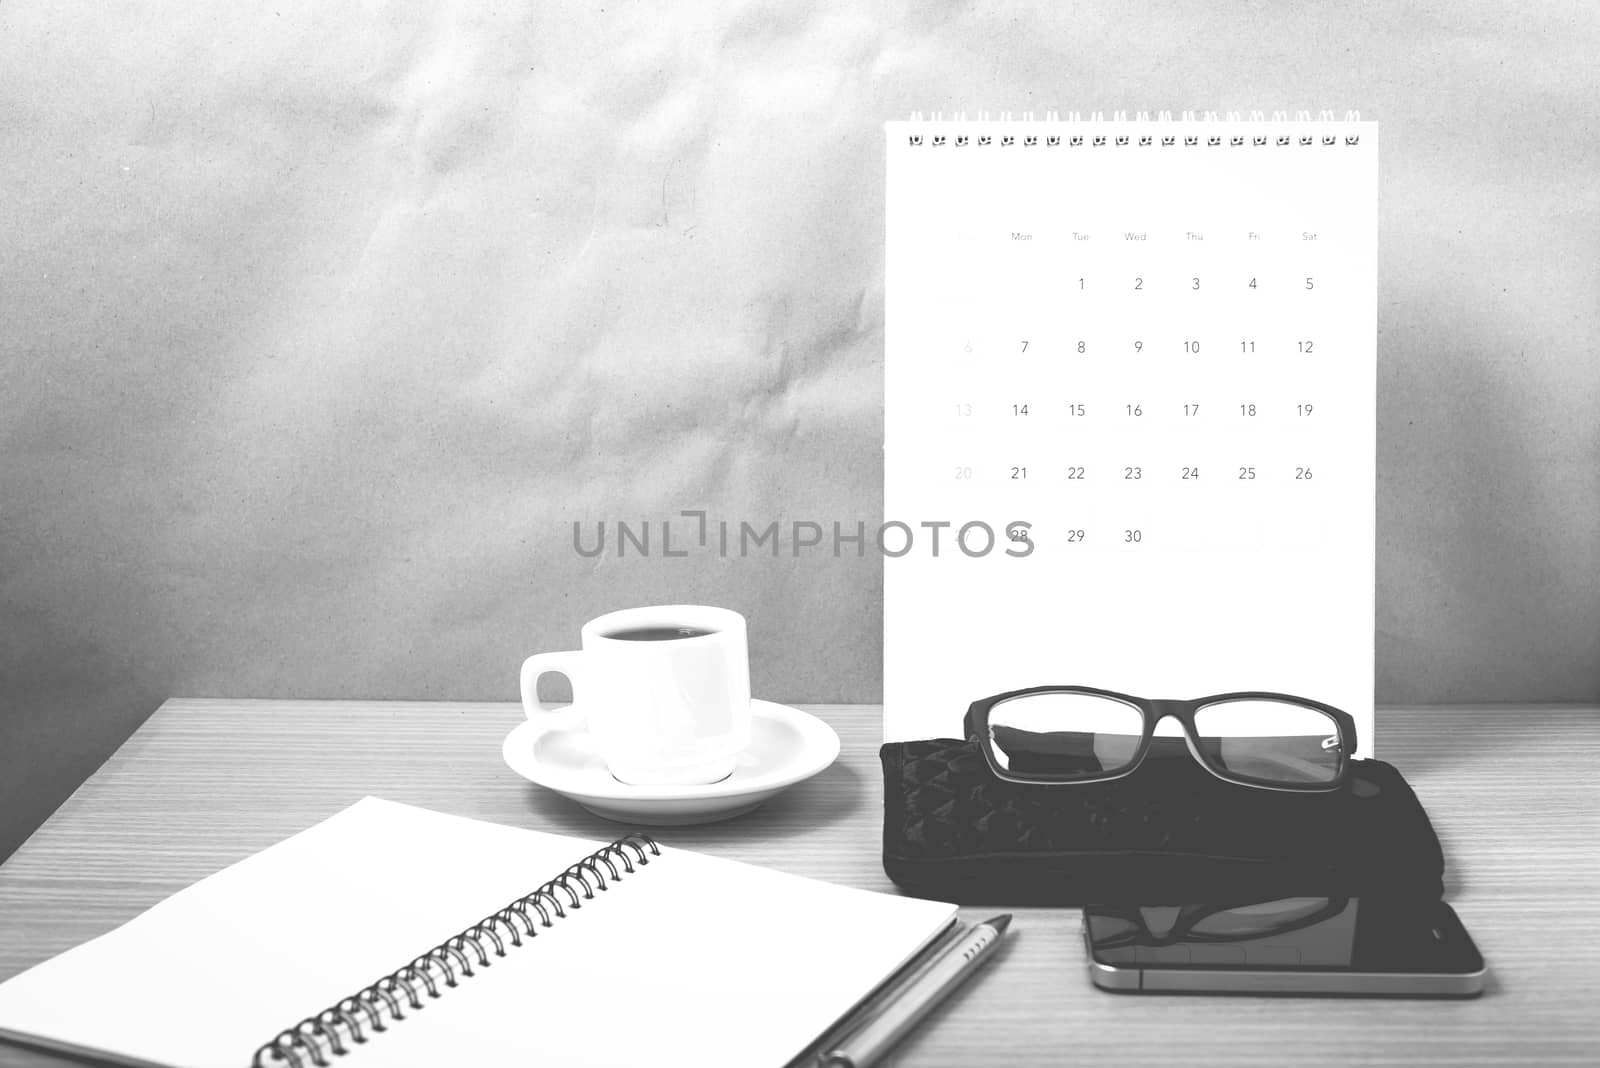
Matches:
[1124,529,1142,544]
[1182,466,1200,480]
[1067,403,1086,416]
[1239,467,1256,480]
[1296,467,1314,480]
[1066,529,1086,543]
[1066,466,1086,480]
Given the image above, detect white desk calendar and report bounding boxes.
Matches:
[884,111,1377,755]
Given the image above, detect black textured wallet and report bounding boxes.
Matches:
[882,738,1445,905]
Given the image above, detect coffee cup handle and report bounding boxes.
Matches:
[519,652,588,732]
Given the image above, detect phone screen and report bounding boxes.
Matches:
[1084,897,1483,975]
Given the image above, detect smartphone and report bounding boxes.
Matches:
[1083,896,1486,996]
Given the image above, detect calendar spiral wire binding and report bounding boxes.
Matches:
[250,833,661,1068]
[904,110,1364,147]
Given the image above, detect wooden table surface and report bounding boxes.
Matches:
[1,701,1597,1066]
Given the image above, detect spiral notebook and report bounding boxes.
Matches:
[0,798,958,1067]
[884,110,1378,752]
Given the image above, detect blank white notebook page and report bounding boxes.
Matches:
[0,798,957,1068]
[884,117,1378,754]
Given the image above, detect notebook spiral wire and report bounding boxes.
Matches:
[252,834,660,1068]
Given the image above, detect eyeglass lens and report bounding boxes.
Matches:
[986,693,1343,785]
[1187,897,1334,937]
[1191,699,1343,785]
[987,692,1145,778]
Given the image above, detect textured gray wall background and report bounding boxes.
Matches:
[2,1,1597,860]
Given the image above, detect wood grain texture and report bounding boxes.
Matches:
[1,701,1597,1067]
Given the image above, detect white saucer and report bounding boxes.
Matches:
[502,700,841,826]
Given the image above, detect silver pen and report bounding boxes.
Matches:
[820,914,1013,1068]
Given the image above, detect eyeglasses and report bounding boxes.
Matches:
[964,685,1357,791]
[1085,897,1351,950]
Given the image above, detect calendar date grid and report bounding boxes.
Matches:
[888,238,1365,555]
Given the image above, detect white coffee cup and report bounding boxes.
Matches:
[519,605,752,786]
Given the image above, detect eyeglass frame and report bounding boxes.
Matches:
[963,684,1359,792]
[1086,897,1352,949]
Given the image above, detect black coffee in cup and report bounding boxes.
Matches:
[602,625,717,641]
